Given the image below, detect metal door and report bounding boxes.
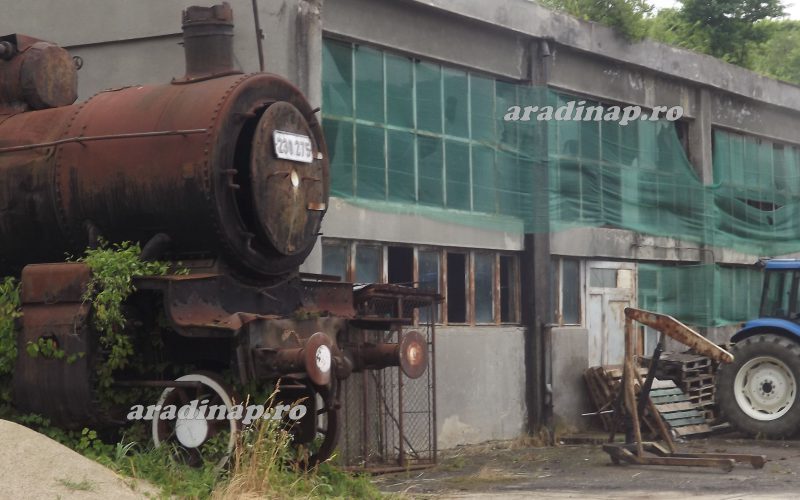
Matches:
[587,261,636,366]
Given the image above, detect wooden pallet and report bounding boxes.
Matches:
[584,366,711,437]
[642,351,720,422]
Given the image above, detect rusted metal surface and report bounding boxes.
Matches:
[0,70,329,278]
[6,3,433,468]
[250,101,325,256]
[13,263,96,427]
[21,262,91,303]
[624,307,734,364]
[257,331,333,386]
[0,34,77,112]
[340,330,428,379]
[178,2,239,82]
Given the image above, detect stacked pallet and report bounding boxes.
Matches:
[648,379,712,437]
[645,352,717,422]
[584,365,712,437]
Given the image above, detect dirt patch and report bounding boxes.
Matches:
[0,420,155,499]
[375,433,800,498]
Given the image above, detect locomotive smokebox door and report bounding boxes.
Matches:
[250,101,326,256]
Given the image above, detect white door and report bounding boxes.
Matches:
[587,261,636,367]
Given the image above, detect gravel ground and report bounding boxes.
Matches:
[374,433,800,499]
[0,420,155,500]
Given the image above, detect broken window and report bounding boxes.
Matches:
[388,246,414,285]
[447,252,467,323]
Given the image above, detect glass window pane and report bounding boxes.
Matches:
[470,75,495,143]
[418,136,443,206]
[419,250,440,323]
[495,81,518,146]
[356,124,385,199]
[416,62,442,133]
[355,46,384,123]
[590,268,617,288]
[322,39,353,117]
[445,141,470,210]
[387,130,415,202]
[323,118,353,196]
[443,68,469,138]
[322,243,348,280]
[472,145,495,213]
[475,253,495,323]
[500,255,516,323]
[356,245,381,283]
[386,53,413,128]
[562,260,580,324]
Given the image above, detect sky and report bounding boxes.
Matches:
[649,0,800,19]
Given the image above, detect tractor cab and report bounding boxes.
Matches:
[759,260,800,321]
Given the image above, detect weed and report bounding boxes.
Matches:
[57,477,95,492]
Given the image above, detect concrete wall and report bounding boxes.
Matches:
[549,327,592,431]
[1,0,323,105]
[434,326,527,448]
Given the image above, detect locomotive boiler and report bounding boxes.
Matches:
[0,3,436,467]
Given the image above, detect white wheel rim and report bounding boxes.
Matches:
[734,356,797,421]
[151,373,238,469]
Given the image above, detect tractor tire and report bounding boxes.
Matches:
[716,334,800,438]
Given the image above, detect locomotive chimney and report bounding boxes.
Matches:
[180,2,238,81]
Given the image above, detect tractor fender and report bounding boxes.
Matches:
[731,318,800,344]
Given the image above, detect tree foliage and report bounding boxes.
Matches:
[677,0,785,65]
[540,0,654,40]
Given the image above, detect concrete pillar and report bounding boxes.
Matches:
[522,38,553,435]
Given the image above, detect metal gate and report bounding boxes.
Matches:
[338,319,437,471]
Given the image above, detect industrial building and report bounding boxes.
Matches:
[5,0,800,455]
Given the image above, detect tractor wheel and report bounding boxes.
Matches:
[717,334,800,438]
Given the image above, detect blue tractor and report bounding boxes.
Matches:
[717,260,800,437]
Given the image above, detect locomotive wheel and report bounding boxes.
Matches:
[152,371,239,469]
[717,334,800,438]
[290,380,340,468]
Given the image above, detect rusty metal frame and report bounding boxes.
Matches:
[602,307,763,472]
[338,291,439,471]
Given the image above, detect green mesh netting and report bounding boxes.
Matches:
[639,264,763,327]
[322,39,800,256]
[322,39,792,325]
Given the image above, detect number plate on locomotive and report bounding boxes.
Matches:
[273,131,313,163]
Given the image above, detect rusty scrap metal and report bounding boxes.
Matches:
[0,70,329,278]
[624,307,734,364]
[0,129,207,154]
[257,331,334,386]
[0,34,77,112]
[602,307,763,471]
[179,2,239,82]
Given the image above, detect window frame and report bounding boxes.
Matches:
[320,238,521,326]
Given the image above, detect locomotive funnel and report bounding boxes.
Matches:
[180,2,238,81]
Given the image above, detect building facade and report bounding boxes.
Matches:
[6,0,800,448]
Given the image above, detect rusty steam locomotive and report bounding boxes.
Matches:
[0,3,434,466]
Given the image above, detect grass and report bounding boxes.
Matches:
[82,417,384,499]
[57,477,95,492]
